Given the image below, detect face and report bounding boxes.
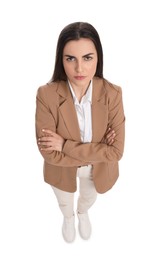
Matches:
[63,38,98,89]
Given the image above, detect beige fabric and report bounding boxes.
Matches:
[35,77,125,193]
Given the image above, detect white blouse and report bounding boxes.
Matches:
[68,80,92,143]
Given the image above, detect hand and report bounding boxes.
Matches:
[102,128,116,145]
[38,129,65,152]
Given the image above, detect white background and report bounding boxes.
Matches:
[0,0,160,259]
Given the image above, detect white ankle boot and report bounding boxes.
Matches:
[77,212,91,240]
[62,215,76,243]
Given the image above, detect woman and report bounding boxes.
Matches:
[36,22,125,243]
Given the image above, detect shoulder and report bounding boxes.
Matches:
[36,80,69,100]
[36,82,61,108]
[102,78,123,105]
[93,77,122,103]
[37,81,59,96]
[102,78,122,95]
[93,77,122,92]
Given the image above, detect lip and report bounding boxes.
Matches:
[74,76,86,80]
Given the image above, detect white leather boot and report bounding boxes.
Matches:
[77,212,91,240]
[62,215,76,243]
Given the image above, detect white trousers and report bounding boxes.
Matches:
[51,165,97,218]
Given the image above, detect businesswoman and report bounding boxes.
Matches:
[36,22,125,243]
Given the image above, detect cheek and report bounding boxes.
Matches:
[63,64,71,76]
[88,63,97,75]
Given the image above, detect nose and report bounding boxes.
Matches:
[75,60,83,73]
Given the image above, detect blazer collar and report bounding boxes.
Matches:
[56,80,71,98]
[56,77,106,100]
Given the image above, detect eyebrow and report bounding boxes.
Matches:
[64,53,95,58]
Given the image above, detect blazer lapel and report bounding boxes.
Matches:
[57,81,81,141]
[92,77,108,142]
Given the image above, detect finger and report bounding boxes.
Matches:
[42,129,55,135]
[38,136,53,142]
[107,135,115,144]
[107,138,112,144]
[106,127,111,135]
[38,141,52,147]
[106,130,115,139]
[106,137,111,144]
[106,134,115,144]
[40,146,54,151]
[107,139,114,145]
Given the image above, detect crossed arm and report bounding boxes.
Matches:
[36,84,125,166]
[38,128,116,152]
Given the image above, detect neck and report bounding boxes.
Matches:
[69,81,91,102]
[74,87,88,102]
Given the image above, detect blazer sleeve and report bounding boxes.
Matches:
[35,86,86,167]
[62,87,125,163]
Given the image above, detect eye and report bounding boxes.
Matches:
[84,56,93,61]
[66,56,75,62]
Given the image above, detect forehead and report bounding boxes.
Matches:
[63,38,96,55]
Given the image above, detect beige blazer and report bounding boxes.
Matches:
[35,77,125,193]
